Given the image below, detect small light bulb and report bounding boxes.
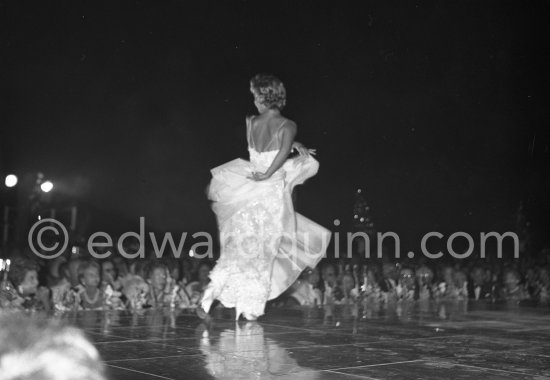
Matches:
[40,181,54,193]
[5,174,18,188]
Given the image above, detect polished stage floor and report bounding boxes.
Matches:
[67,301,550,379]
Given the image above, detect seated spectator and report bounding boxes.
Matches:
[112,256,129,279]
[379,262,398,293]
[335,271,359,304]
[51,261,78,312]
[145,262,170,308]
[396,267,415,300]
[415,265,434,301]
[186,261,212,306]
[1,256,50,311]
[525,267,538,299]
[537,267,550,306]
[76,260,105,310]
[45,255,68,288]
[500,268,529,304]
[363,266,382,301]
[452,270,469,300]
[289,267,323,306]
[164,258,182,285]
[100,259,120,290]
[96,259,124,310]
[468,266,492,300]
[120,273,149,310]
[67,256,84,288]
[128,259,148,280]
[433,265,455,300]
[320,262,337,304]
[181,258,193,284]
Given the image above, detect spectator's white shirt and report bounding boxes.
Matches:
[291,281,322,306]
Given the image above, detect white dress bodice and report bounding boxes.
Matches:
[248,147,279,172]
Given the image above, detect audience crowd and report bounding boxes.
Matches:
[1,241,549,313]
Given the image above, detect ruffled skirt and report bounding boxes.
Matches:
[207,155,331,317]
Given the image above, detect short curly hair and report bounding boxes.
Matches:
[77,259,100,281]
[8,257,39,288]
[145,261,168,280]
[250,74,286,110]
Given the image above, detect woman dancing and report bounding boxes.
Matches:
[198,74,331,321]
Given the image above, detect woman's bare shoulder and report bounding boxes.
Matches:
[279,117,297,132]
[271,113,293,126]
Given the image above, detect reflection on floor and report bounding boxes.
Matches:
[63,301,550,379]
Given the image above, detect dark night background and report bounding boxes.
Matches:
[1,1,549,251]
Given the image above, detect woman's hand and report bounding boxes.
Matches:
[248,172,271,181]
[292,141,316,157]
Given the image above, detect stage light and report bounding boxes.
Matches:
[189,249,195,257]
[40,181,53,193]
[5,174,18,187]
[0,259,11,271]
[333,219,340,226]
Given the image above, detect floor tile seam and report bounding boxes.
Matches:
[96,340,198,355]
[324,369,383,380]
[222,342,364,357]
[104,352,265,363]
[257,322,462,339]
[87,332,159,340]
[104,353,208,363]
[85,326,197,332]
[479,346,550,355]
[105,364,176,379]
[319,359,425,371]
[440,361,548,376]
[88,331,198,341]
[134,340,201,351]
[90,330,304,345]
[92,337,192,344]
[360,335,548,349]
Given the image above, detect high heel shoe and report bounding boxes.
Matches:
[196,304,209,320]
[235,307,257,321]
[196,287,214,320]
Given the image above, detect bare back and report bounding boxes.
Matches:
[247,115,288,153]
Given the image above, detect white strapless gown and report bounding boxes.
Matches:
[206,147,331,317]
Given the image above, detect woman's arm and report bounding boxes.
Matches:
[246,115,254,148]
[251,122,297,181]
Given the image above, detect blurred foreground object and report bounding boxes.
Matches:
[0,313,106,380]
